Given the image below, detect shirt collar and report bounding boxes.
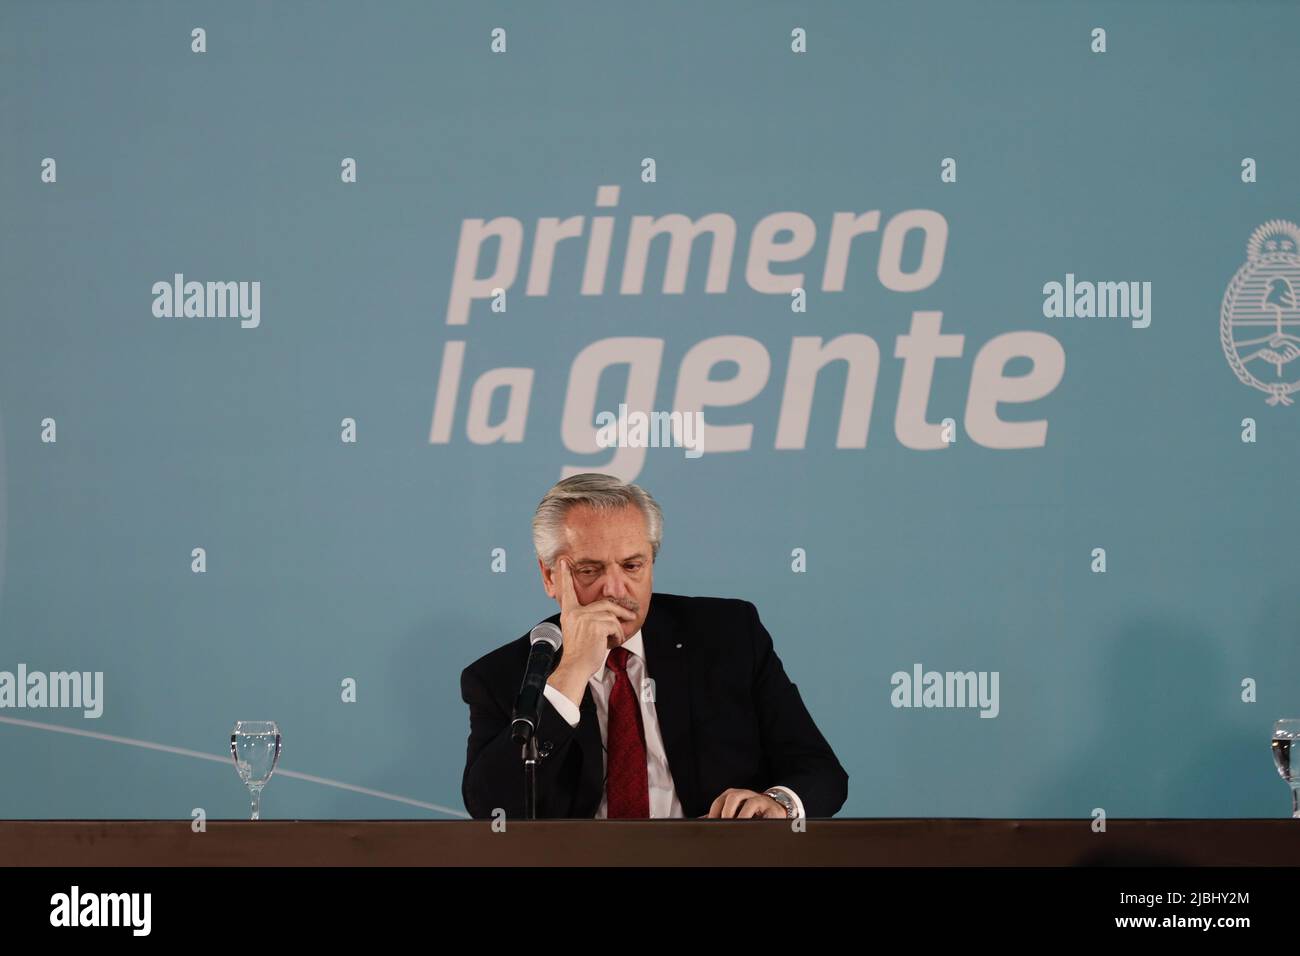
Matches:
[597,628,644,678]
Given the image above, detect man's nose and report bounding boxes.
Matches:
[601,571,628,600]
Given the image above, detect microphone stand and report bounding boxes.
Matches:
[513,623,562,821]
[520,733,539,820]
[512,717,540,819]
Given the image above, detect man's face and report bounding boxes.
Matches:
[539,503,654,644]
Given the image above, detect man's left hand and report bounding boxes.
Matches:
[702,788,786,819]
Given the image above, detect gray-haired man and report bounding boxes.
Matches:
[461,473,848,819]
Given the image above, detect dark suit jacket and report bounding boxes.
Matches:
[460,592,849,818]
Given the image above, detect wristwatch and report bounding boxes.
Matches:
[763,788,796,819]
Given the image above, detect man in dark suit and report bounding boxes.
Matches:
[461,473,848,819]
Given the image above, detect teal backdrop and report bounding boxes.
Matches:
[1,0,1297,820]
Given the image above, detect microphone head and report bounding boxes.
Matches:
[529,621,563,650]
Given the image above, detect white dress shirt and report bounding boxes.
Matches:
[542,628,805,818]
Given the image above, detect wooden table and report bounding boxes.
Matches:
[2,819,1296,866]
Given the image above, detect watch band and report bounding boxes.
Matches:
[764,788,796,819]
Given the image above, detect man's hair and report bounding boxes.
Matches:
[531,473,663,568]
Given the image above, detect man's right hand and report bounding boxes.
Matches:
[546,557,636,707]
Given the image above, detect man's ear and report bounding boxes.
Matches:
[539,558,556,600]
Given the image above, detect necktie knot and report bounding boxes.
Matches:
[607,646,631,674]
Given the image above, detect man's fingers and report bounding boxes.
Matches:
[595,613,624,642]
[588,599,637,620]
[556,557,578,609]
[706,789,743,819]
[724,792,749,819]
[704,789,774,820]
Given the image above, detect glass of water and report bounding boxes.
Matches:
[230,721,282,821]
[1271,719,1300,818]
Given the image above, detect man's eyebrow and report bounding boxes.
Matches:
[572,553,647,566]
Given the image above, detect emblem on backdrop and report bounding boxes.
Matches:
[1221,220,1300,406]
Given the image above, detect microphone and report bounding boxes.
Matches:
[511,622,563,746]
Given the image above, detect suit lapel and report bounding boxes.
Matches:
[641,596,698,814]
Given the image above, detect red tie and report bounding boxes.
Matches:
[605,646,650,818]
